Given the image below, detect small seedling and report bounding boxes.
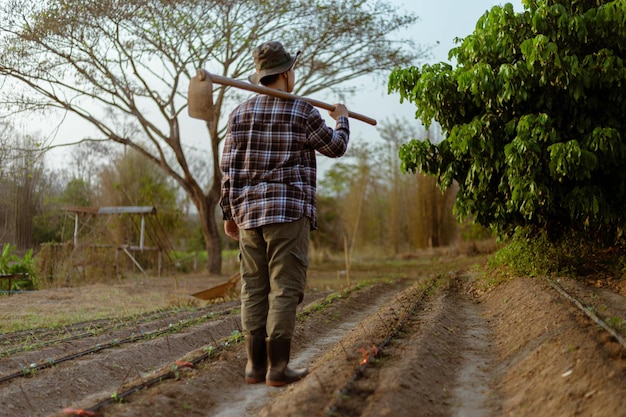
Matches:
[171,365,181,380]
[230,330,242,342]
[20,363,37,377]
[605,316,625,330]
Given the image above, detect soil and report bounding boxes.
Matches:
[1,253,626,417]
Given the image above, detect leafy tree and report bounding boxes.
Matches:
[0,0,422,273]
[61,178,94,208]
[33,141,111,244]
[389,0,626,248]
[318,125,459,255]
[98,148,181,247]
[377,119,458,251]
[319,142,384,255]
[31,177,70,245]
[33,172,97,245]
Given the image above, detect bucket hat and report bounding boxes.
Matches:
[248,41,300,85]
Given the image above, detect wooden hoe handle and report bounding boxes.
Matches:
[199,70,377,126]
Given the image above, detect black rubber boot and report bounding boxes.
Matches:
[244,333,267,384]
[266,338,308,387]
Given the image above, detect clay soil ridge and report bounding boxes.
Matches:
[0,260,625,416]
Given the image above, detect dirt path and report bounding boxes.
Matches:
[253,275,502,417]
[1,257,626,417]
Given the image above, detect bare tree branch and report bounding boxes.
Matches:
[0,0,424,273]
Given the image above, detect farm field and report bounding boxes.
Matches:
[1,250,625,417]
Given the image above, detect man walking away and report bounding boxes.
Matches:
[220,40,350,387]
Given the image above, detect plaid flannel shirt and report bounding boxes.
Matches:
[220,95,350,230]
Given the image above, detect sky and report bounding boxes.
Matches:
[345,0,525,137]
[309,0,525,173]
[397,0,524,63]
[42,0,525,168]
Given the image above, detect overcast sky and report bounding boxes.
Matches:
[400,0,524,63]
[42,1,526,167]
[342,0,525,144]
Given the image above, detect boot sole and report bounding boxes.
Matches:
[246,377,265,384]
[266,376,307,387]
[266,380,289,387]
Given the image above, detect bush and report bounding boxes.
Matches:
[0,243,37,291]
[489,229,625,278]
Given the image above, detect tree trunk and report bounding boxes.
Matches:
[193,189,222,275]
[195,120,224,275]
[204,201,222,275]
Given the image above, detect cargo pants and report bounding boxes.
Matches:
[238,217,310,340]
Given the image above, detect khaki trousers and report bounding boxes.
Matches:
[238,217,310,340]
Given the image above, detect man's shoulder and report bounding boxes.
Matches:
[238,95,263,109]
[288,99,322,122]
[229,96,262,118]
[230,96,320,124]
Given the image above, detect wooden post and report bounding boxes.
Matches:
[115,248,119,278]
[140,215,145,250]
[73,213,79,246]
[122,247,147,276]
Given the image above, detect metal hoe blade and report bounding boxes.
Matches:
[187,70,215,122]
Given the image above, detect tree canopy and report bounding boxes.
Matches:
[389,0,626,245]
[0,0,422,273]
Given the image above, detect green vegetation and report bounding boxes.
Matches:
[0,244,36,292]
[0,253,484,333]
[489,229,626,278]
[389,0,626,273]
[0,0,422,274]
[298,279,381,320]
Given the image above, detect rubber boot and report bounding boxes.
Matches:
[244,334,267,384]
[266,338,308,387]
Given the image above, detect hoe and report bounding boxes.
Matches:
[187,69,377,126]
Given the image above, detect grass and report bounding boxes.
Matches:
[0,281,181,332]
[0,249,488,333]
